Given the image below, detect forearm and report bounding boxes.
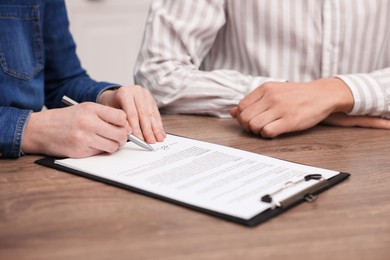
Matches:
[136,63,283,117]
[42,0,119,109]
[44,73,119,109]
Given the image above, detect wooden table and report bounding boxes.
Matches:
[1,115,389,260]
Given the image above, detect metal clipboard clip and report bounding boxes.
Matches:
[260,174,329,209]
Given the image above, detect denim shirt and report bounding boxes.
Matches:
[0,0,119,158]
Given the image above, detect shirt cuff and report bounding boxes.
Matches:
[0,109,32,158]
[336,74,388,116]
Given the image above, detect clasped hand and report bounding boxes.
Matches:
[231,78,357,137]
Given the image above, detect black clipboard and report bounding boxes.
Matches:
[35,157,350,227]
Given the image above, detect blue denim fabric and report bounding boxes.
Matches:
[0,0,119,158]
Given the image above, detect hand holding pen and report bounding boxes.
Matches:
[62,95,155,151]
[21,86,165,158]
[21,97,131,158]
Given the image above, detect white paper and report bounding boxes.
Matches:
[55,134,339,220]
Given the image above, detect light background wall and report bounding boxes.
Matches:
[65,0,152,86]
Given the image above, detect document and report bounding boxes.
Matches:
[55,134,340,220]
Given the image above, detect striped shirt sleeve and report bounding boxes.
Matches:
[337,68,390,119]
[134,0,283,118]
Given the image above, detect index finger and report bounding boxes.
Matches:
[121,98,143,137]
[88,103,128,127]
[237,86,264,113]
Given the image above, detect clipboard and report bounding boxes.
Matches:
[35,156,350,227]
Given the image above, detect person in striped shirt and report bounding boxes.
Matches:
[135,0,390,137]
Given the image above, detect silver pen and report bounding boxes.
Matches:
[61,95,154,151]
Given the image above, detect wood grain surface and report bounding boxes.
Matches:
[1,115,389,260]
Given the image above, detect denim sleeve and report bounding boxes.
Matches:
[0,107,31,158]
[43,0,120,109]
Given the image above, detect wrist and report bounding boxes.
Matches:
[98,89,115,105]
[21,112,42,154]
[98,88,120,106]
[315,78,354,113]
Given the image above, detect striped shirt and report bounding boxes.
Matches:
[134,0,390,118]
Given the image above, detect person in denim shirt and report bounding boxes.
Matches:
[0,0,166,159]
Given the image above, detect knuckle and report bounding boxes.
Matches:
[68,145,88,158]
[69,129,85,144]
[264,93,276,103]
[71,150,86,159]
[142,87,152,95]
[103,143,119,154]
[248,120,260,132]
[261,126,277,138]
[120,128,129,140]
[138,110,151,118]
[261,82,275,89]
[127,109,138,119]
[108,144,120,154]
[142,128,153,137]
[80,102,96,111]
[238,112,250,123]
[74,116,91,130]
[118,110,127,121]
[119,137,128,147]
[237,102,247,112]
[117,86,127,93]
[131,130,143,138]
[115,87,126,97]
[132,85,143,93]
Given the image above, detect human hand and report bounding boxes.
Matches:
[98,86,166,143]
[323,113,390,129]
[22,103,130,158]
[230,78,353,137]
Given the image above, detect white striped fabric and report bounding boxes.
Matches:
[134,0,390,118]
